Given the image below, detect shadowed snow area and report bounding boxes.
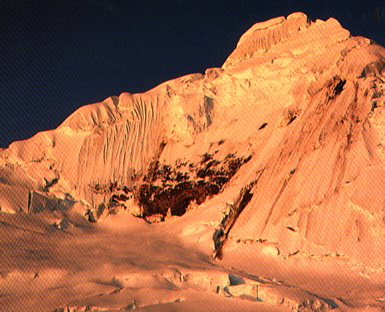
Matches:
[1,12,385,311]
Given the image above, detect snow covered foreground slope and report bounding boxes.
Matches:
[1,12,385,311]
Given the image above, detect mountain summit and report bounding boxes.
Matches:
[1,13,385,311]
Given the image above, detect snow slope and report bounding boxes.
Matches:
[1,12,385,311]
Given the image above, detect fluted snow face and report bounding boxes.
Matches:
[1,12,385,267]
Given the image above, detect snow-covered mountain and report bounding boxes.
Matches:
[1,13,385,311]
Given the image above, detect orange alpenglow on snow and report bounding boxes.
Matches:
[1,12,385,311]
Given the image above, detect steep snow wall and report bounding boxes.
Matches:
[1,12,385,267]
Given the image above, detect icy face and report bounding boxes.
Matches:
[2,12,385,311]
[1,12,385,268]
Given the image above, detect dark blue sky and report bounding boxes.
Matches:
[1,0,384,148]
